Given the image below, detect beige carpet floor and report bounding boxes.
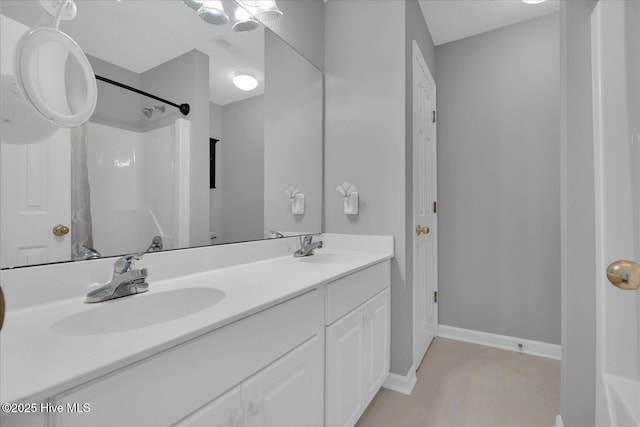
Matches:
[356,337,561,427]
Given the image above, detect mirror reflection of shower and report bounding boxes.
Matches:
[142,105,165,118]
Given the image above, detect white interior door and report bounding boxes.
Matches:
[592,1,640,426]
[1,129,71,268]
[412,41,438,370]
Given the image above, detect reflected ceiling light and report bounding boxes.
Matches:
[233,74,258,91]
[232,2,260,32]
[182,0,282,29]
[521,0,547,4]
[182,0,203,11]
[253,0,283,21]
[235,0,262,6]
[198,0,229,25]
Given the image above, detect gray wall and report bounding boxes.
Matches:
[560,1,597,425]
[325,0,412,375]
[435,14,561,344]
[406,0,436,74]
[220,96,264,244]
[264,29,323,237]
[87,55,143,131]
[263,0,325,70]
[142,49,211,248]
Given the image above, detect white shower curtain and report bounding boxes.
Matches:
[70,123,95,258]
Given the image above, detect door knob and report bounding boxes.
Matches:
[416,225,430,236]
[52,224,70,236]
[606,260,640,290]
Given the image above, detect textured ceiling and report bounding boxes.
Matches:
[419,0,560,46]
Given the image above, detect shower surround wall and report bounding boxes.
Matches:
[87,121,189,256]
[89,49,210,249]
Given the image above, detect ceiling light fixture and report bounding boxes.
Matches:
[197,0,229,25]
[182,0,203,11]
[252,0,283,21]
[182,0,282,30]
[233,74,258,91]
[521,0,547,4]
[232,2,260,32]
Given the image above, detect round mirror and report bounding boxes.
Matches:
[14,27,96,128]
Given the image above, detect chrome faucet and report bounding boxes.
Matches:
[78,245,101,260]
[294,234,323,257]
[270,230,286,238]
[85,253,149,303]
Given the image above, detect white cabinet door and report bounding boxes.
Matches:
[325,305,366,427]
[326,288,391,427]
[243,336,323,427]
[174,386,243,427]
[364,289,390,403]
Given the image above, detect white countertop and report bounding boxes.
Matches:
[0,240,392,405]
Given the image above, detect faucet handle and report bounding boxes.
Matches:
[113,253,144,274]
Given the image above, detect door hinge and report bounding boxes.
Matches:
[433,201,437,214]
[434,291,438,303]
[432,110,436,123]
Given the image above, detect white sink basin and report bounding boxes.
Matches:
[298,253,361,264]
[52,287,225,335]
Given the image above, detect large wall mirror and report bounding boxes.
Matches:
[0,0,323,269]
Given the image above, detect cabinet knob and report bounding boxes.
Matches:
[249,395,264,415]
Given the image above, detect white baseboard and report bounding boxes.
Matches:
[438,325,561,360]
[554,414,563,427]
[382,365,417,396]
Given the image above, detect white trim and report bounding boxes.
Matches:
[175,119,190,248]
[554,414,564,427]
[382,365,417,396]
[438,325,561,360]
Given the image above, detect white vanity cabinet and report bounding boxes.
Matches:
[177,385,243,427]
[325,261,391,427]
[177,336,323,427]
[49,289,324,427]
[243,336,322,426]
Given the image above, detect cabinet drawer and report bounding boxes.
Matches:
[54,289,323,427]
[325,261,390,325]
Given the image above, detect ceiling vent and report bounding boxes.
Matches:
[211,37,247,56]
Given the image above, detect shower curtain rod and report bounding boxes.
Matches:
[95,75,191,116]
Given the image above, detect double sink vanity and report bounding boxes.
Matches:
[0,234,393,427]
